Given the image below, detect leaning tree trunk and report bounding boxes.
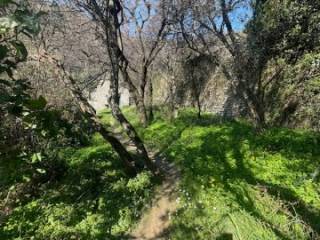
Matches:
[91,119,137,176]
[41,53,138,176]
[105,0,157,173]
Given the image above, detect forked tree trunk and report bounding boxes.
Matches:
[237,83,267,128]
[105,0,157,173]
[238,80,267,128]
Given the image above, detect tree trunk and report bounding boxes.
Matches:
[105,0,157,174]
[146,77,154,123]
[223,64,267,128]
[95,122,137,176]
[139,65,151,127]
[138,102,149,127]
[197,98,202,119]
[241,89,267,128]
[120,62,149,127]
[108,102,157,173]
[42,53,138,176]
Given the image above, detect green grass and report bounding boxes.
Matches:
[1,107,319,239]
[99,107,320,239]
[1,132,156,240]
[141,109,320,239]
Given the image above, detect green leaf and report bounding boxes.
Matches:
[1,60,16,76]
[36,168,46,174]
[8,104,23,116]
[41,130,47,137]
[31,152,42,163]
[0,9,43,36]
[22,175,31,182]
[11,40,28,61]
[0,90,11,104]
[31,154,37,163]
[14,9,42,35]
[26,96,47,110]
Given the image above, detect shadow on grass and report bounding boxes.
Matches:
[1,144,156,240]
[165,115,320,239]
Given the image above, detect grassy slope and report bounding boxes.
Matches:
[1,107,320,239]
[141,109,320,240]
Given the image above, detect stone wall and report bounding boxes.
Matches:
[153,56,244,118]
[90,62,244,117]
[198,70,243,117]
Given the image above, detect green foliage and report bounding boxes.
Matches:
[0,2,42,114]
[2,107,319,239]
[264,52,320,128]
[127,171,152,193]
[0,0,13,7]
[244,0,320,128]
[247,0,320,62]
[103,108,320,238]
[140,109,319,239]
[1,137,155,239]
[0,5,42,36]
[0,1,45,131]
[0,6,99,240]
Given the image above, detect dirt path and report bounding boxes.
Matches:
[129,153,180,240]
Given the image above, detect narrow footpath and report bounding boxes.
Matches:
[130,153,180,240]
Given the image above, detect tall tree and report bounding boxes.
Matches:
[168,0,320,127]
[246,0,320,126]
[27,1,156,175]
[121,0,168,125]
[67,0,157,172]
[167,0,269,126]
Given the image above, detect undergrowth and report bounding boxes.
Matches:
[142,108,320,240]
[0,132,155,240]
[1,107,319,239]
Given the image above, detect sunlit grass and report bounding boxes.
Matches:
[2,107,319,239]
[140,110,320,239]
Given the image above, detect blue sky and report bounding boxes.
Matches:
[51,0,253,33]
[230,2,253,31]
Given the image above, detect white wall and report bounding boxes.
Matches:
[89,81,130,111]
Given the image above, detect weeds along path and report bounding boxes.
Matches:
[109,119,183,239]
[129,152,180,240]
